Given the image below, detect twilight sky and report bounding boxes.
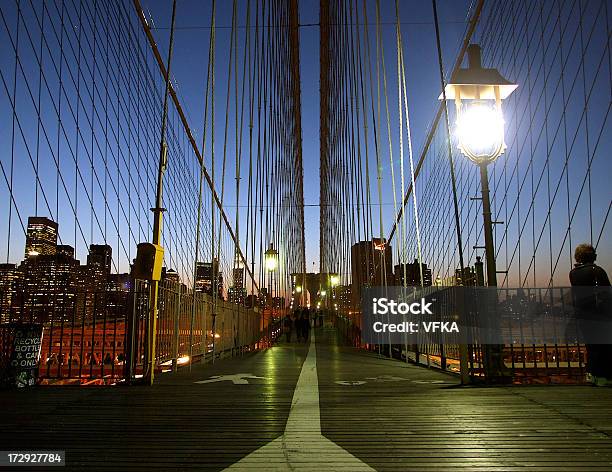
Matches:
[141,0,474,270]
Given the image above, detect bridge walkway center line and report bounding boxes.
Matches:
[223,329,375,471]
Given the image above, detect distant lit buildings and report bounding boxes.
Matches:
[162,268,180,284]
[228,286,247,305]
[394,259,432,287]
[271,297,285,309]
[195,260,224,300]
[258,287,268,308]
[351,238,392,308]
[0,217,133,324]
[334,284,351,311]
[455,266,477,286]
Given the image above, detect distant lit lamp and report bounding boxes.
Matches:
[330,274,340,287]
[265,243,279,315]
[295,285,302,293]
[265,243,278,272]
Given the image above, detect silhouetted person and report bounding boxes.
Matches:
[302,309,311,342]
[570,243,611,386]
[296,311,307,342]
[283,314,293,342]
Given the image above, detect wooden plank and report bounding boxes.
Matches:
[1,329,611,471]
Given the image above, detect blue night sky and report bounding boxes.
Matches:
[140,0,474,270]
[0,0,609,287]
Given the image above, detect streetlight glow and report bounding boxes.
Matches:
[330,275,340,287]
[440,43,517,382]
[265,243,278,272]
[456,100,505,163]
[440,44,517,166]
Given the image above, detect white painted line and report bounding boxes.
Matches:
[223,330,376,471]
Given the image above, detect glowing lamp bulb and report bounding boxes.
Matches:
[456,101,505,164]
[265,257,277,272]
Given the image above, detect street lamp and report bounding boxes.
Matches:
[330,274,340,287]
[441,44,517,382]
[440,43,517,288]
[265,243,279,315]
[265,243,279,272]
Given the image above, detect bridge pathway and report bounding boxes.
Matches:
[1,328,612,470]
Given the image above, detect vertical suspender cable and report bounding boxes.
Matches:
[190,0,216,370]
[432,0,466,276]
[396,2,424,287]
[145,0,177,385]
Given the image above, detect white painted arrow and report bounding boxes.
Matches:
[194,373,267,385]
[223,331,375,471]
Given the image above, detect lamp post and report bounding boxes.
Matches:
[265,243,279,315]
[441,44,517,382]
[330,273,339,305]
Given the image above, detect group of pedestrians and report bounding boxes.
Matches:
[283,308,312,343]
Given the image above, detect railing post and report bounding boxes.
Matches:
[172,287,180,373]
[458,286,471,385]
[125,281,140,384]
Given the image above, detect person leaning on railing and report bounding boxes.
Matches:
[569,243,611,387]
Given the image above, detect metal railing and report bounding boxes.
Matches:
[1,280,271,385]
[335,286,591,385]
[127,279,266,381]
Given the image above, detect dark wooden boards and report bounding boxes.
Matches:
[1,329,611,471]
[316,329,612,471]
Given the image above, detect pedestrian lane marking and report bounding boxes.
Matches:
[223,330,375,471]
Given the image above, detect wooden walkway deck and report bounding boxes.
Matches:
[1,328,612,471]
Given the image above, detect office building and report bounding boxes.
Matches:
[0,263,21,323]
[394,259,433,287]
[24,216,58,259]
[350,238,393,308]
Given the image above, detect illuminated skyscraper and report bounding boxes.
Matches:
[24,217,58,259]
[78,245,113,319]
[20,247,78,323]
[0,263,21,323]
[229,251,246,304]
[87,245,112,273]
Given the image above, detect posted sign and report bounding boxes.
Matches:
[10,324,43,387]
